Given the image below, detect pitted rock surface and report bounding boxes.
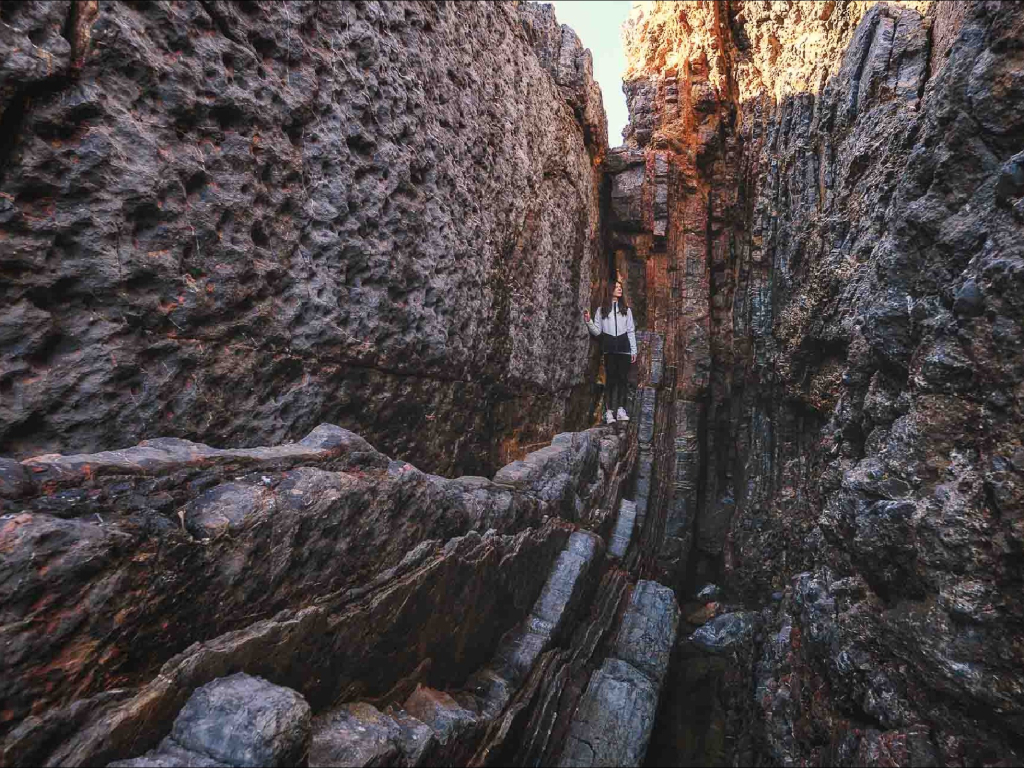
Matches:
[0,0,607,478]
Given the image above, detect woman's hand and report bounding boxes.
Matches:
[631,354,637,363]
[583,309,591,323]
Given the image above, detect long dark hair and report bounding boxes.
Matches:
[601,280,628,317]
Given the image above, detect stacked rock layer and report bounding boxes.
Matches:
[607,1,1024,765]
[3,0,1024,766]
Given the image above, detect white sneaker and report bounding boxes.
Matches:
[616,407,629,422]
[604,410,616,425]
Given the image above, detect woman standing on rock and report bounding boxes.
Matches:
[584,279,637,425]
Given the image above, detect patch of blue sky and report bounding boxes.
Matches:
[545,1,633,146]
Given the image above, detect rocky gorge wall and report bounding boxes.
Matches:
[604,1,1024,765]
[5,0,1024,766]
[0,406,687,767]
[0,0,609,477]
[0,4,708,767]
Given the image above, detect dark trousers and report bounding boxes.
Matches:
[604,353,631,413]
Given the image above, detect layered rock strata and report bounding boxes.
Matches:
[0,4,701,764]
[608,1,1024,765]
[0,0,609,477]
[1,405,686,767]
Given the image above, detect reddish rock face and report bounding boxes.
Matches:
[0,1,609,478]
[611,1,1024,765]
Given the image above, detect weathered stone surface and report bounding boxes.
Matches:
[556,580,678,767]
[608,498,636,559]
[646,598,765,768]
[404,687,478,748]
[0,1,607,478]
[612,581,679,683]
[1,423,387,518]
[689,612,759,655]
[109,740,229,768]
[610,164,645,229]
[0,1,72,119]
[494,428,626,526]
[1,421,603,735]
[11,521,569,767]
[0,409,649,765]
[0,458,30,500]
[557,658,658,768]
[695,583,720,602]
[491,530,602,690]
[617,1,1024,765]
[7,1,1024,767]
[112,673,310,768]
[168,674,309,768]
[388,708,437,768]
[309,703,399,768]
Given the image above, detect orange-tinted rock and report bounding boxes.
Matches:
[613,1,1024,765]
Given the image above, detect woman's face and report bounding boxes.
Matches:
[614,282,623,298]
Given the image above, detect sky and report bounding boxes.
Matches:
[546,1,633,146]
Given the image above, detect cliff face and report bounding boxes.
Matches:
[1,5,689,768]
[608,1,1024,765]
[4,1,1024,766]
[0,0,608,477]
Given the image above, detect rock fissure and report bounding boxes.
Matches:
[2,1,1024,766]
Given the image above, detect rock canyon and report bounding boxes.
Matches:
[1,1,1023,766]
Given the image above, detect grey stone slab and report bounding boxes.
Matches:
[493,530,600,685]
[634,452,653,530]
[689,611,758,654]
[533,531,599,626]
[388,708,436,768]
[492,624,550,687]
[168,673,310,768]
[613,581,680,683]
[608,499,637,560]
[638,388,657,447]
[403,687,478,747]
[556,658,658,768]
[465,667,515,720]
[108,741,229,768]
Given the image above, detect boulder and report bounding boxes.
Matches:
[111,674,310,768]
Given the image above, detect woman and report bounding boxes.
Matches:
[584,279,637,424]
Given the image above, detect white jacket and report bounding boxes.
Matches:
[587,302,637,355]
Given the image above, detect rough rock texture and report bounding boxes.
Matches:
[0,384,690,768]
[110,673,311,768]
[0,0,609,477]
[0,409,688,768]
[608,497,637,559]
[557,581,679,767]
[11,0,1024,765]
[609,1,1024,766]
[0,420,639,765]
